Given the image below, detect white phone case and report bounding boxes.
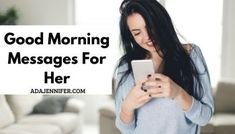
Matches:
[131,59,155,83]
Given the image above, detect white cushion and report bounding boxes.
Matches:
[0,95,15,128]
[64,98,85,113]
[18,112,79,134]
[212,114,235,125]
[6,95,43,120]
[2,123,62,134]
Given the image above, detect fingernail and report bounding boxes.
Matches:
[155,78,160,81]
[141,86,144,91]
[142,82,145,86]
[147,74,151,78]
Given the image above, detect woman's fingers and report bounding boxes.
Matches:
[153,73,170,82]
[143,80,161,87]
[150,93,165,98]
[138,93,151,105]
[134,73,181,99]
[144,76,167,98]
[147,87,163,94]
[127,74,171,109]
[147,87,166,98]
[143,78,166,90]
[135,78,148,89]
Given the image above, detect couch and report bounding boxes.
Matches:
[99,81,235,134]
[0,95,85,134]
[201,81,235,134]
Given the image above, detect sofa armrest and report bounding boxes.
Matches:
[201,123,215,134]
[99,99,121,134]
[99,101,115,118]
[63,98,85,114]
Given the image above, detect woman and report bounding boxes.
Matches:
[115,0,214,134]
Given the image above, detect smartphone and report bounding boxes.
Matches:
[131,59,155,83]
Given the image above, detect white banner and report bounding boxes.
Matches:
[0,25,120,95]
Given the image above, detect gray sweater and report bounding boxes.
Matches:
[115,44,214,134]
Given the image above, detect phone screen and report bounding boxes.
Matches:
[131,59,155,83]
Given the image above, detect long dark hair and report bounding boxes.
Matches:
[116,0,208,100]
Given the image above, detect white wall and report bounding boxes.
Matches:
[221,0,235,79]
[0,0,74,25]
[75,0,121,25]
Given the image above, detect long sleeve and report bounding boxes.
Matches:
[184,45,214,126]
[115,64,136,134]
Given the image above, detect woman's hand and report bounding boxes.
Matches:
[144,73,193,111]
[122,78,151,113]
[120,78,151,123]
[145,73,182,99]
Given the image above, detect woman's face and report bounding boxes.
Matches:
[127,13,156,53]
